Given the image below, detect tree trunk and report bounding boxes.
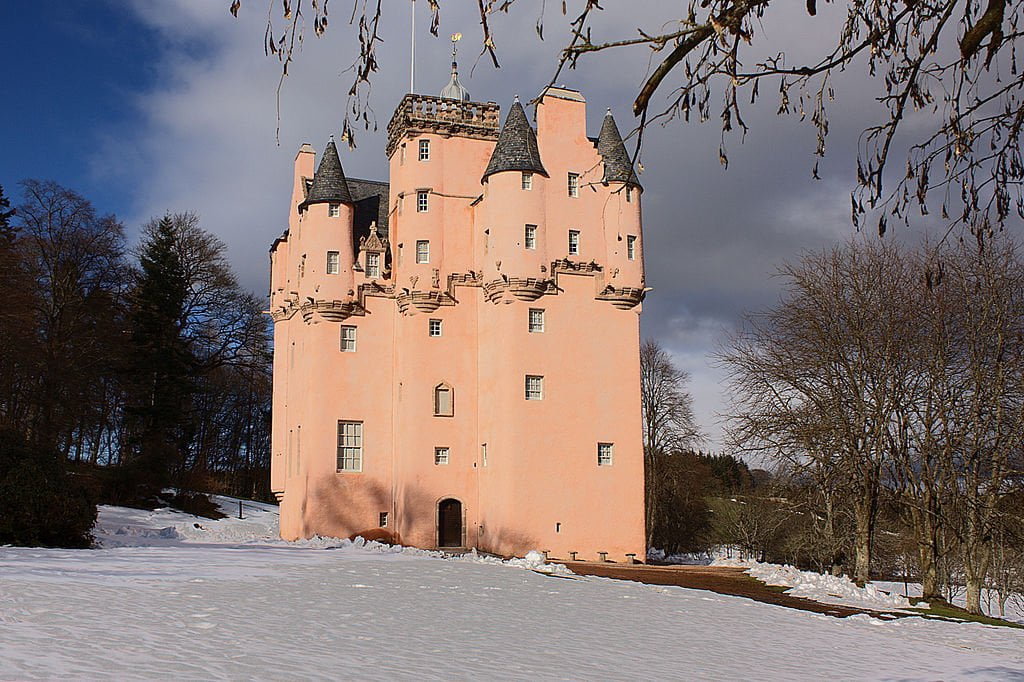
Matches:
[964,572,984,615]
[853,487,876,585]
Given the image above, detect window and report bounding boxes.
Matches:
[428,318,442,337]
[522,172,533,190]
[329,203,341,218]
[340,325,357,352]
[625,186,633,203]
[434,447,450,465]
[598,442,614,466]
[524,224,537,250]
[627,235,637,261]
[400,144,407,164]
[481,443,488,467]
[416,240,430,264]
[366,252,381,278]
[568,230,580,255]
[326,251,340,275]
[337,421,363,472]
[529,308,545,333]
[434,384,454,416]
[419,139,430,161]
[417,191,429,213]
[568,172,579,197]
[379,512,389,527]
[525,375,544,400]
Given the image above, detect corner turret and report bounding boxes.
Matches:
[301,136,353,209]
[482,98,547,183]
[597,110,640,188]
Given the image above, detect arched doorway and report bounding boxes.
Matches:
[437,498,463,548]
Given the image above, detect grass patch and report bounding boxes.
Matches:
[909,599,1024,629]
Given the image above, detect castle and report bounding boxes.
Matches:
[269,60,647,562]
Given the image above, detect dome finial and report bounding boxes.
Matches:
[440,31,471,101]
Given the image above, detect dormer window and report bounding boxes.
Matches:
[522,172,533,190]
[567,172,579,198]
[366,252,381,278]
[329,203,341,218]
[627,235,637,261]
[417,191,429,213]
[419,139,430,161]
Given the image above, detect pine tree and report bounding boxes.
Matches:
[128,215,194,487]
[0,184,14,241]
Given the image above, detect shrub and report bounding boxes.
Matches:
[0,428,97,548]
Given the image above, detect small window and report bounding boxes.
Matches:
[416,240,430,264]
[529,308,545,333]
[434,384,454,416]
[379,511,389,527]
[568,230,580,255]
[522,172,533,190]
[329,203,341,218]
[417,191,429,213]
[400,144,407,165]
[429,318,442,337]
[525,375,544,400]
[481,443,488,467]
[366,252,381,278]
[568,172,579,197]
[419,139,430,161]
[341,325,357,352]
[627,235,637,261]
[524,224,537,250]
[326,251,340,275]
[625,186,633,203]
[337,421,363,472]
[434,447,450,465]
[598,442,614,466]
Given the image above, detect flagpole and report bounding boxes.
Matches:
[410,0,416,94]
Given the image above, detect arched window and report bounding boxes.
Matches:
[434,383,454,417]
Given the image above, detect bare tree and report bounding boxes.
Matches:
[640,338,700,547]
[234,1,1024,239]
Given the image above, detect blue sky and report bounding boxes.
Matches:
[0,1,880,451]
[1,2,161,216]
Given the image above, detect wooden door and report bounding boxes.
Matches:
[438,499,462,548]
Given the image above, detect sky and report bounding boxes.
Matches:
[0,1,907,452]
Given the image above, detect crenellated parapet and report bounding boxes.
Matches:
[386,94,500,157]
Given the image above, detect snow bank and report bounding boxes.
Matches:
[713,558,915,610]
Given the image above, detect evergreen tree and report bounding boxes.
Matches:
[128,215,194,488]
[0,184,14,241]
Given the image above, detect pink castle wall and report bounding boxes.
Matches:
[269,87,647,562]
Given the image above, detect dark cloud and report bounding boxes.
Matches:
[112,1,909,450]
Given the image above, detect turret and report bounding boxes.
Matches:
[297,136,356,303]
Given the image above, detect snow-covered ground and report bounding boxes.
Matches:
[1,500,1023,680]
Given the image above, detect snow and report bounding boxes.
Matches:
[873,580,1024,625]
[1,500,1023,680]
[713,558,917,610]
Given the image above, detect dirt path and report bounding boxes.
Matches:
[561,562,896,619]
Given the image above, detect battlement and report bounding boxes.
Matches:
[386,94,501,157]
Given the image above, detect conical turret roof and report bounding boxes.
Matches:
[597,110,640,187]
[304,136,353,206]
[482,99,548,182]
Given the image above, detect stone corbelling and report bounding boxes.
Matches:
[552,258,604,274]
[596,285,646,310]
[483,277,558,304]
[396,289,456,315]
[300,300,366,323]
[386,95,500,158]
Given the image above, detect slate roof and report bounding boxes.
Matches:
[597,111,640,187]
[347,178,390,244]
[482,99,548,182]
[302,137,353,207]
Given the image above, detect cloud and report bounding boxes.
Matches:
[108,1,885,452]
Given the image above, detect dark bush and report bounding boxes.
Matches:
[0,428,97,548]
